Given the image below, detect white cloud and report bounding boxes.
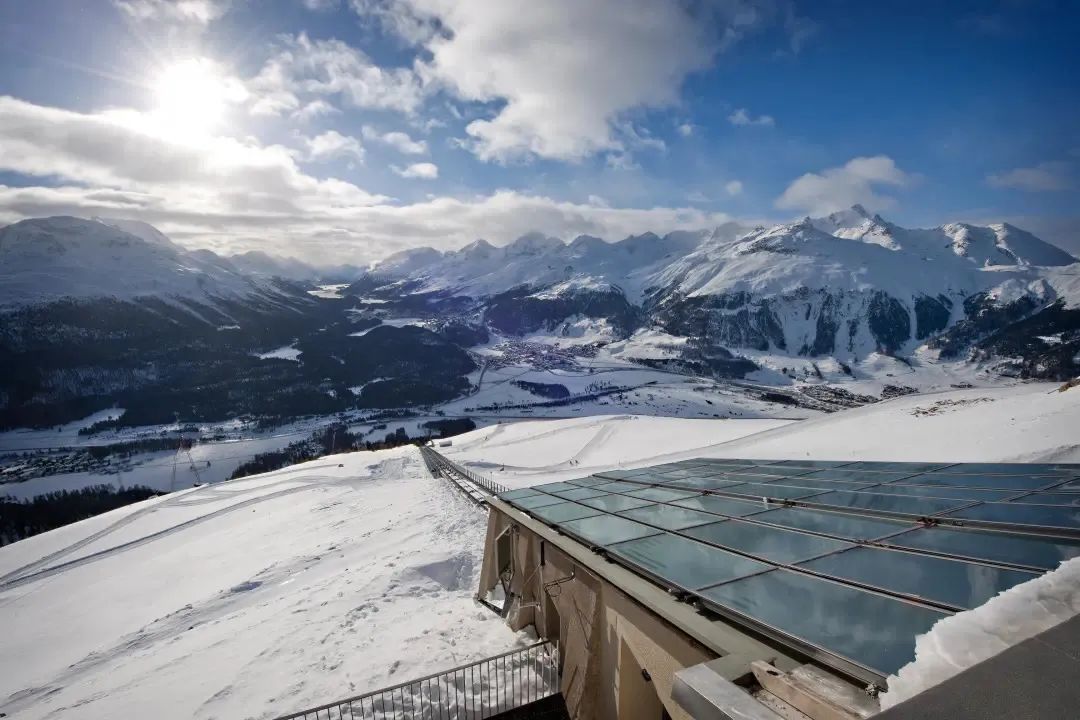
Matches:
[728,108,775,127]
[725,180,744,196]
[393,162,438,179]
[361,126,428,154]
[677,122,694,137]
[302,130,365,162]
[112,0,231,24]
[293,99,340,122]
[987,161,1072,192]
[352,0,774,162]
[247,33,424,117]
[301,0,339,10]
[775,155,913,215]
[0,96,746,265]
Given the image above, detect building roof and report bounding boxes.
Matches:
[495,458,1080,687]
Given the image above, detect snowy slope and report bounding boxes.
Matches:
[0,217,281,306]
[0,448,524,720]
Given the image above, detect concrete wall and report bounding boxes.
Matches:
[479,510,716,720]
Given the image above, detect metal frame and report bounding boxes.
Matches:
[272,641,560,720]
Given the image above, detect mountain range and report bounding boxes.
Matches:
[0,210,1077,430]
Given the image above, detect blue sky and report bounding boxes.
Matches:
[0,0,1077,263]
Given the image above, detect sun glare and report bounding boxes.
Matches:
[149,58,244,141]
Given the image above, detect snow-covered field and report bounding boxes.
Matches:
[1,381,1078,719]
[0,448,523,720]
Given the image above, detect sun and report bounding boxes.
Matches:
[149,58,244,140]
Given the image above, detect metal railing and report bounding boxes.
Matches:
[420,447,509,499]
[274,641,561,720]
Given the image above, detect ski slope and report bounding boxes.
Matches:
[1,382,1078,719]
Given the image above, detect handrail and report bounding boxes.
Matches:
[273,640,560,719]
[420,446,509,498]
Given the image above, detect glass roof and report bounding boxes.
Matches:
[494,457,1080,683]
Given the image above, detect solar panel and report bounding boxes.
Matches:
[798,546,1036,610]
[616,503,723,531]
[529,501,605,523]
[684,520,853,564]
[886,525,1080,571]
[558,514,661,546]
[549,486,609,501]
[671,494,771,517]
[623,487,701,503]
[495,457,1080,685]
[751,507,913,541]
[698,570,948,678]
[578,493,656,513]
[894,473,1059,491]
[608,533,771,590]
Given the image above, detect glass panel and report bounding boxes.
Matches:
[673,495,771,517]
[699,569,948,677]
[558,514,661,546]
[532,481,585,493]
[947,503,1080,531]
[859,484,1017,502]
[530,501,605,524]
[685,520,853,563]
[932,463,1078,475]
[799,546,1037,610]
[888,526,1080,571]
[810,491,968,517]
[499,488,543,500]
[655,468,703,479]
[631,472,683,485]
[579,494,656,512]
[664,477,747,492]
[841,461,952,474]
[1010,493,1080,507]
[566,475,615,487]
[608,532,771,589]
[753,507,912,541]
[617,503,722,531]
[770,460,855,469]
[896,473,1056,491]
[735,466,818,478]
[593,481,650,494]
[623,487,701,503]
[1053,479,1080,492]
[760,478,882,492]
[722,482,826,501]
[800,469,920,483]
[590,469,638,480]
[511,493,567,510]
[551,487,610,501]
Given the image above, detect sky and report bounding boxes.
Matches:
[0,0,1077,264]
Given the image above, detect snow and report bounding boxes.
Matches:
[307,283,351,299]
[440,414,792,487]
[690,382,1080,463]
[348,317,427,336]
[0,448,525,720]
[0,217,281,307]
[254,344,302,361]
[881,555,1080,709]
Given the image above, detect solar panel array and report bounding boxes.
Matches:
[495,458,1080,685]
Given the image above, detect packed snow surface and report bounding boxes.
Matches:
[881,556,1080,709]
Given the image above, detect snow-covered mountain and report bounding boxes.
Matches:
[357,207,1079,378]
[0,216,284,307]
